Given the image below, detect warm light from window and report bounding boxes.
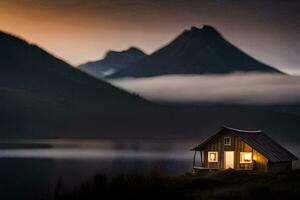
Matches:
[240,152,252,163]
[208,152,218,162]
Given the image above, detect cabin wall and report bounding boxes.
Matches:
[235,138,253,170]
[202,132,243,169]
[200,131,269,171]
[253,150,268,172]
[203,136,222,169]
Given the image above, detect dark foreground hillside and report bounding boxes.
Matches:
[48,169,300,200]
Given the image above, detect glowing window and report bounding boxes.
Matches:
[208,152,218,162]
[224,137,231,146]
[240,152,252,163]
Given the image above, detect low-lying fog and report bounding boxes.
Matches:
[111,73,300,105]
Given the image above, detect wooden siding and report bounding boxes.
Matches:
[235,137,253,170]
[253,150,268,172]
[200,130,268,171]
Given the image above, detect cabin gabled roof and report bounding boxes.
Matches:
[192,126,298,162]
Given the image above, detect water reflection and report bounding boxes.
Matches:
[0,139,298,199]
[0,148,191,160]
[0,139,196,199]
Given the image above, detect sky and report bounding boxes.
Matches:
[0,0,299,75]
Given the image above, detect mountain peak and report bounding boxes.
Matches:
[202,25,217,31]
[79,46,147,78]
[127,46,143,52]
[105,50,123,60]
[126,47,146,56]
[0,30,31,47]
[182,25,223,40]
[110,25,281,78]
[105,47,146,60]
[190,26,202,33]
[189,25,222,38]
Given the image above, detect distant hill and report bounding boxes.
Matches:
[79,47,146,78]
[110,25,282,78]
[0,31,157,138]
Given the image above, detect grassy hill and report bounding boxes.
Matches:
[48,169,300,200]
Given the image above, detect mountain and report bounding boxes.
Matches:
[79,47,146,78]
[110,25,282,78]
[0,31,156,138]
[0,30,299,142]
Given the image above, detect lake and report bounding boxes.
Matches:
[0,139,299,199]
[0,139,197,199]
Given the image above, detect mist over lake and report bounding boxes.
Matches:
[111,73,300,105]
[0,139,193,199]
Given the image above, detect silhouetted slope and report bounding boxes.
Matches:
[79,47,146,78]
[0,31,156,137]
[111,25,282,78]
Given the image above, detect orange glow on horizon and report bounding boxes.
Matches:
[0,0,299,75]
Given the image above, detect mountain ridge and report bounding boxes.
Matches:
[109,25,282,78]
[0,29,299,142]
[79,47,147,78]
[0,30,159,138]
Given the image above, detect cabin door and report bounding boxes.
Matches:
[224,151,234,169]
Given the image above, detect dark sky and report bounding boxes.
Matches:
[0,0,299,74]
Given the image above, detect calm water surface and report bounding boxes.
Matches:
[0,139,198,199]
[0,139,299,199]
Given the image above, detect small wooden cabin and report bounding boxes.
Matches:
[191,127,298,173]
